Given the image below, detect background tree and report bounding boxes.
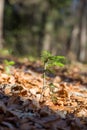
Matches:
[66,0,87,62]
[0,0,5,49]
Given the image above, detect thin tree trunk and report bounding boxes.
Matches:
[66,0,87,62]
[78,0,87,62]
[37,10,49,57]
[0,0,5,49]
[66,24,79,60]
[42,11,54,53]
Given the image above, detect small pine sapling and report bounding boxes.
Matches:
[4,60,15,74]
[41,51,65,97]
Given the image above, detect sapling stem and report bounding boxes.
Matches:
[43,61,47,89]
[40,61,48,101]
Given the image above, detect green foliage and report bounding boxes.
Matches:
[4,60,15,66]
[41,50,66,88]
[48,0,71,9]
[4,60,15,74]
[41,50,65,67]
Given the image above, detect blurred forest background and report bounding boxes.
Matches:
[0,0,87,62]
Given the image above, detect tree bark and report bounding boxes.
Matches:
[37,10,49,56]
[66,24,79,60]
[0,0,5,49]
[77,0,87,62]
[42,21,54,52]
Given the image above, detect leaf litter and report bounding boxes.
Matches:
[0,58,87,130]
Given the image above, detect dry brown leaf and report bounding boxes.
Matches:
[4,85,11,95]
[29,87,40,95]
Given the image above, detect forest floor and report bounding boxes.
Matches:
[0,56,87,130]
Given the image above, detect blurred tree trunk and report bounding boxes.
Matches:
[77,0,87,62]
[42,9,57,55]
[42,21,54,52]
[37,10,48,56]
[37,1,51,57]
[0,0,5,49]
[66,25,79,60]
[66,0,87,62]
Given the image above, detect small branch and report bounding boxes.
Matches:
[43,62,47,88]
[40,62,47,101]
